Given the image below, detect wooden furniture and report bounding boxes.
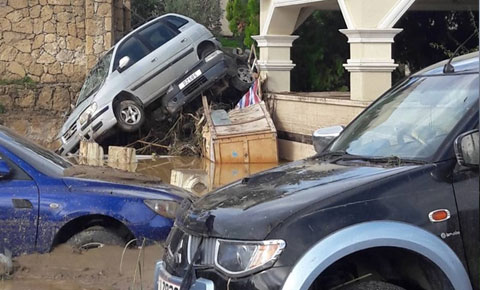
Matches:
[202,96,278,163]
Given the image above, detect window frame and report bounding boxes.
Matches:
[0,153,32,181]
[135,19,180,51]
[112,35,152,72]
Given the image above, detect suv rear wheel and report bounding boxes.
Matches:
[115,99,145,132]
[231,65,254,92]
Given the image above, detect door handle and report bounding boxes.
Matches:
[12,199,33,209]
[151,57,158,63]
[181,38,188,43]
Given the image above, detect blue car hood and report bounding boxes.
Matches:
[62,177,192,201]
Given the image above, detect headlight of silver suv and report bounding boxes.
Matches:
[78,102,97,126]
[215,239,285,276]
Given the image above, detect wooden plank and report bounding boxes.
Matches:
[247,137,278,163]
[215,118,270,136]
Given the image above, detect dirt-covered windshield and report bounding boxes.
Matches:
[76,49,114,106]
[329,73,478,160]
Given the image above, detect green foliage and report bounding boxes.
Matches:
[131,0,222,34]
[226,0,258,47]
[0,76,37,87]
[164,0,222,34]
[393,10,478,82]
[244,0,259,47]
[131,0,164,28]
[291,11,349,92]
[218,36,243,48]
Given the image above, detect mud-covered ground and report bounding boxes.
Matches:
[1,244,164,290]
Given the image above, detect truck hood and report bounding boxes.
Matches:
[176,157,421,239]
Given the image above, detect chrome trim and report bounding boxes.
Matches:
[154,261,214,290]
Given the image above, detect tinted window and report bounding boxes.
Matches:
[0,127,72,177]
[329,74,479,161]
[164,16,188,29]
[114,37,150,70]
[0,154,31,180]
[138,21,178,49]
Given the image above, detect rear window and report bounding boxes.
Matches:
[164,15,188,29]
[138,21,178,49]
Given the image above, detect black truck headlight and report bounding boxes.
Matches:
[144,200,179,219]
[215,239,285,276]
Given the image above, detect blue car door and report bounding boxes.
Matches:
[0,154,39,256]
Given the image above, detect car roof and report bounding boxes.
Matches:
[414,51,479,76]
[114,13,194,48]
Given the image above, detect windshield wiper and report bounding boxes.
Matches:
[336,153,427,165]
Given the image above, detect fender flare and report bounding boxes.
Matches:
[281,221,471,290]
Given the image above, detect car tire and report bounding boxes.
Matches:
[339,281,406,290]
[230,65,254,93]
[114,99,145,132]
[67,226,125,250]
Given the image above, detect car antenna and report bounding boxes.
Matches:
[443,30,478,73]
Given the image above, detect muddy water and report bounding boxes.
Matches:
[136,156,279,195]
[5,157,279,289]
[2,244,164,290]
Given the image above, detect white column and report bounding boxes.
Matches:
[340,28,402,101]
[252,35,299,92]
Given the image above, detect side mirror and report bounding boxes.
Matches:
[312,126,344,154]
[0,160,11,178]
[118,56,130,73]
[454,129,479,168]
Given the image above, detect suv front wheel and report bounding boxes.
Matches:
[115,99,145,132]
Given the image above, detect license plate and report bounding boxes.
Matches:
[179,69,202,90]
[158,276,180,290]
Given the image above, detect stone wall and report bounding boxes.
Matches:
[0,0,131,83]
[0,83,82,149]
[0,0,131,148]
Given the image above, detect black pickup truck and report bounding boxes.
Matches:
[154,53,479,290]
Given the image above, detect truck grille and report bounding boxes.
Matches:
[63,123,77,141]
[183,76,207,95]
[187,235,216,266]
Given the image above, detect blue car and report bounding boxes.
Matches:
[0,126,190,256]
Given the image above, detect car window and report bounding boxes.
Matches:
[164,16,188,29]
[113,37,150,71]
[329,73,479,161]
[138,21,178,49]
[77,49,113,106]
[0,154,31,180]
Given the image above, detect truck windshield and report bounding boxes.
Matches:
[76,49,113,106]
[329,73,478,160]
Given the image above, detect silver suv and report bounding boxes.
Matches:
[58,14,220,155]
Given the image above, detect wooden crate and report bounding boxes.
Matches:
[202,97,278,163]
